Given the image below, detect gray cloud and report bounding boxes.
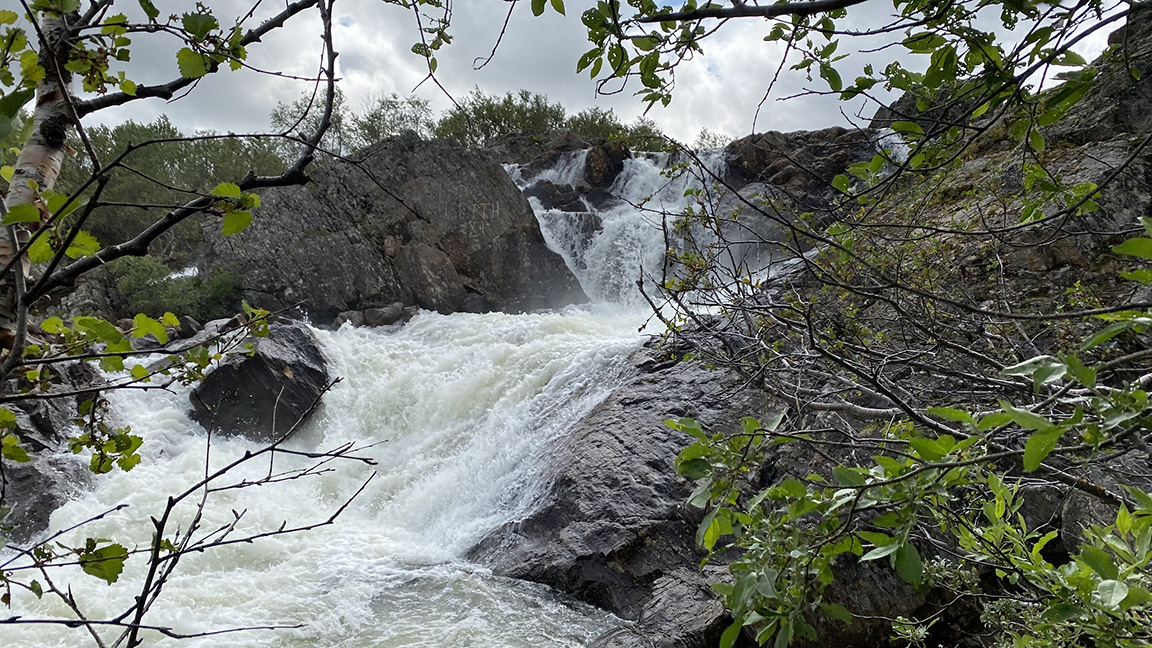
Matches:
[80,0,1116,143]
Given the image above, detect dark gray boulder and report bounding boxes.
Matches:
[197,133,587,321]
[189,319,329,442]
[2,362,100,542]
[469,346,768,648]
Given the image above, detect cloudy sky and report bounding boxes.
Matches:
[86,0,1117,144]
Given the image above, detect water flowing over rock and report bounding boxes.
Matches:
[470,346,768,648]
[189,319,329,442]
[196,133,587,322]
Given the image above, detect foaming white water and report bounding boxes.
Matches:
[515,148,730,306]
[2,308,644,648]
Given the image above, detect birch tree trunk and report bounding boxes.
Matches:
[0,12,76,343]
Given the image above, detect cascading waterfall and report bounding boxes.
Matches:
[2,147,734,648]
[517,149,730,306]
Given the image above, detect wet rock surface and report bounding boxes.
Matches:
[470,346,768,648]
[189,319,329,442]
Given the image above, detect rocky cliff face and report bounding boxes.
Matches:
[196,133,587,322]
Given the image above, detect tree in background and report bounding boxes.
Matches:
[434,88,566,147]
[348,92,435,149]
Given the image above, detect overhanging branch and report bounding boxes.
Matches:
[637,0,872,23]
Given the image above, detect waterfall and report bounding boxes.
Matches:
[514,148,730,306]
[1,146,736,648]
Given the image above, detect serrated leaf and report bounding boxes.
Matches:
[65,231,100,259]
[222,210,252,235]
[161,312,180,327]
[130,364,150,381]
[133,313,168,345]
[211,182,242,198]
[3,203,40,225]
[176,48,207,79]
[28,235,55,264]
[79,543,128,584]
[182,12,219,40]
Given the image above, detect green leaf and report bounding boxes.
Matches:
[1028,130,1045,153]
[133,313,169,345]
[176,48,207,79]
[222,210,252,236]
[831,174,850,194]
[0,88,34,120]
[79,542,128,584]
[819,63,842,92]
[1081,321,1133,351]
[1041,602,1084,622]
[2,434,31,462]
[549,0,565,15]
[909,437,946,461]
[832,465,866,486]
[1120,269,1152,284]
[211,182,242,198]
[1080,545,1120,580]
[161,312,181,327]
[999,400,1055,431]
[3,203,41,225]
[926,406,975,426]
[894,543,923,586]
[1097,580,1129,609]
[130,364,150,381]
[1023,428,1063,472]
[65,231,100,259]
[137,0,159,21]
[1112,238,1152,261]
[821,603,853,625]
[0,10,17,25]
[531,0,546,16]
[182,12,219,40]
[860,542,900,561]
[719,620,742,648]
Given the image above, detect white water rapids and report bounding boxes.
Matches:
[2,149,731,648]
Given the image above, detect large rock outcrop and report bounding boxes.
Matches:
[470,345,768,648]
[196,133,587,322]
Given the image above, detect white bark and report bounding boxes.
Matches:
[0,12,75,328]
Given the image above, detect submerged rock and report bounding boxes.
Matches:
[189,319,329,442]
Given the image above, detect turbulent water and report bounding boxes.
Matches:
[2,149,728,648]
